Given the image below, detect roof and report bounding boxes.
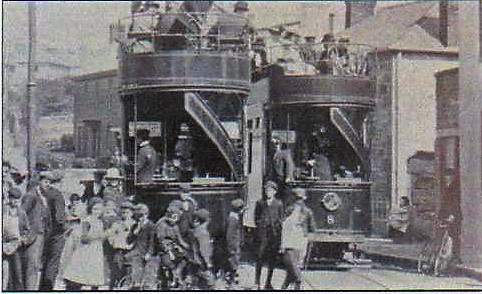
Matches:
[339,1,455,52]
[434,66,459,77]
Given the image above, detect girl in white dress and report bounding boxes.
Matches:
[63,197,107,290]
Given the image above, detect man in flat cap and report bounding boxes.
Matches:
[254,180,284,290]
[136,129,160,184]
[156,204,189,289]
[126,203,157,290]
[38,171,67,291]
[21,171,55,290]
[3,187,33,290]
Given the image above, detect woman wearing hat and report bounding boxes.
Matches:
[280,188,315,290]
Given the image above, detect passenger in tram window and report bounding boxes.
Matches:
[254,180,284,290]
[135,129,160,184]
[273,141,295,202]
[317,33,336,74]
[174,123,194,182]
[309,148,333,181]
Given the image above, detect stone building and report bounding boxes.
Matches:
[72,69,120,162]
[340,2,459,236]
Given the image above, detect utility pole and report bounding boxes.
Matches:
[26,2,37,180]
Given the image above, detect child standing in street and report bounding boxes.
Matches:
[191,208,215,290]
[225,198,246,289]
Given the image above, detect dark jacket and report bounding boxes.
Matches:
[136,142,160,183]
[127,219,156,258]
[44,187,66,236]
[226,211,243,253]
[21,187,52,235]
[254,198,284,257]
[155,217,188,257]
[81,182,105,203]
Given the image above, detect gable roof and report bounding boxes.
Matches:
[339,1,443,50]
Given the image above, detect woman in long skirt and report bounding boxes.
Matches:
[63,197,107,290]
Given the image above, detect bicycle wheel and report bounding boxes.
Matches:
[115,274,132,290]
[417,240,433,274]
[434,232,453,277]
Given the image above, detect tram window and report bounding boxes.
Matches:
[247,119,253,129]
[256,117,261,129]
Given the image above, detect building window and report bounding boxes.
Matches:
[248,132,253,174]
[444,136,458,171]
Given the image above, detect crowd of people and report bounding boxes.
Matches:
[3,156,317,291]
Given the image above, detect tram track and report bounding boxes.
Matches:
[301,267,392,290]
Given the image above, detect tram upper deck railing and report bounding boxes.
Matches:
[113,11,250,55]
[252,41,376,78]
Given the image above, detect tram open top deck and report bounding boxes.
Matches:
[114,3,252,223]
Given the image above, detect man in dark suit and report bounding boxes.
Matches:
[254,180,285,290]
[21,171,53,290]
[39,171,66,291]
[136,129,160,184]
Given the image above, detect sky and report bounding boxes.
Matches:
[2,1,407,74]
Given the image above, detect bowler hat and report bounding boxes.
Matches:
[194,208,210,222]
[8,187,22,199]
[39,171,55,181]
[292,188,307,200]
[104,168,124,180]
[135,203,149,214]
[231,198,244,210]
[120,201,134,210]
[179,182,191,193]
[263,180,278,190]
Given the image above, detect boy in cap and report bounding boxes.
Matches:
[3,187,33,290]
[156,203,189,289]
[107,201,136,289]
[190,208,215,290]
[125,203,156,290]
[254,180,284,290]
[225,198,246,288]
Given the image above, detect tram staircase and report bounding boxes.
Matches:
[184,92,242,181]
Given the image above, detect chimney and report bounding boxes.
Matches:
[439,0,449,47]
[345,1,352,29]
[345,1,376,29]
[329,13,335,34]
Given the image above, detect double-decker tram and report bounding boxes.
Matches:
[246,40,376,265]
[115,1,250,255]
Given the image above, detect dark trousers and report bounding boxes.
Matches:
[40,233,65,291]
[3,252,24,291]
[282,249,301,289]
[110,249,130,288]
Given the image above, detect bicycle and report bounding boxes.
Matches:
[417,214,455,276]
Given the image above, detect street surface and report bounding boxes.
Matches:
[235,263,482,290]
